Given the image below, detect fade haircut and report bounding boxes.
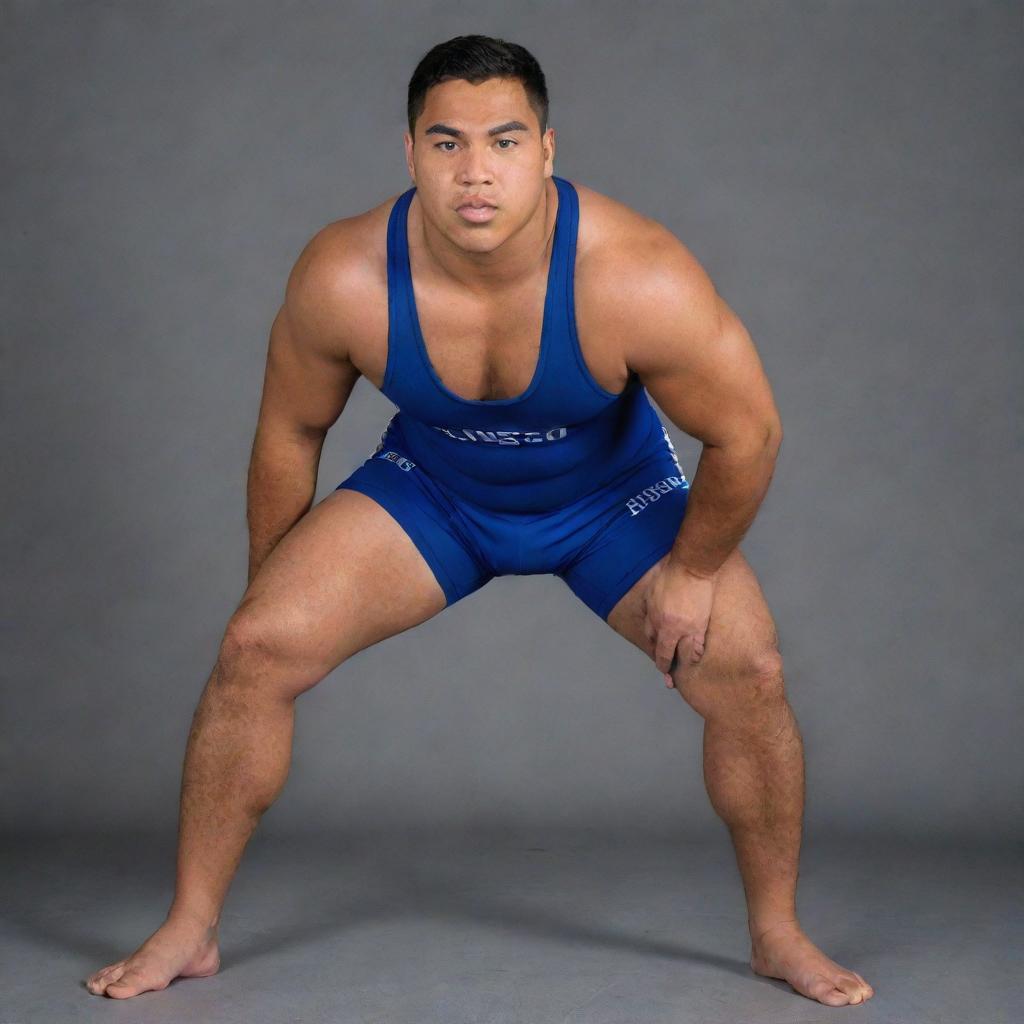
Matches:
[407,34,549,139]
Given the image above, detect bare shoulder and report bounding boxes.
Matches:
[282,196,394,373]
[572,180,779,445]
[572,180,721,372]
[254,197,402,441]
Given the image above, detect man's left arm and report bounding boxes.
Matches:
[624,231,783,580]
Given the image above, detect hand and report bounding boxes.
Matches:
[642,559,717,688]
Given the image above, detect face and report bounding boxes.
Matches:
[404,76,555,252]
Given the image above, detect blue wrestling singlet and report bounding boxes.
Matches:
[335,174,690,620]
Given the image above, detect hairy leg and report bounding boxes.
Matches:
[605,547,873,1008]
[86,488,450,998]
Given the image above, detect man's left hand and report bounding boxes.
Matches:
[642,559,718,687]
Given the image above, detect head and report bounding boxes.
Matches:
[404,35,555,250]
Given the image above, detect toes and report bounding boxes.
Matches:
[86,961,126,994]
[837,972,872,1003]
[105,966,162,998]
[807,974,850,1006]
[104,962,130,988]
[822,988,852,1006]
[105,977,140,997]
[852,971,875,996]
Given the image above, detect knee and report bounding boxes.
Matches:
[675,644,785,718]
[217,603,332,698]
[749,646,785,692]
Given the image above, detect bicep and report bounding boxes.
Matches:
[256,238,362,441]
[627,248,781,448]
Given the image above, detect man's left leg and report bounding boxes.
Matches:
[605,547,874,1008]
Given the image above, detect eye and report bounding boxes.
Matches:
[435,141,457,151]
[496,139,517,149]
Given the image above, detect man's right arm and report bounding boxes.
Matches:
[246,229,362,588]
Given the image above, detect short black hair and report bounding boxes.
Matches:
[407,34,549,139]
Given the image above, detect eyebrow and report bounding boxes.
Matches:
[423,120,530,139]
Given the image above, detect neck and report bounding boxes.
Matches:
[410,178,557,295]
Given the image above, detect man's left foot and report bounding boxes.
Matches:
[749,920,875,1007]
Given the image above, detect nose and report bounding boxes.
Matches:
[458,146,493,187]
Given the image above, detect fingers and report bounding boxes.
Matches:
[679,629,706,665]
[654,633,679,675]
[659,634,705,688]
[643,620,656,651]
[659,632,710,674]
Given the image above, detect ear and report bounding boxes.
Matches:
[543,127,555,177]
[403,131,415,184]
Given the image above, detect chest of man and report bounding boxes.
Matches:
[351,255,627,403]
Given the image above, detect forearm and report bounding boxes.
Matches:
[668,430,780,578]
[246,429,325,586]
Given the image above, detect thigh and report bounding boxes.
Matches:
[605,546,782,686]
[557,430,690,622]
[229,487,454,692]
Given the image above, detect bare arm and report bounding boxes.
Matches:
[623,229,783,578]
[246,229,362,586]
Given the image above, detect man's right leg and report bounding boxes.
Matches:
[85,487,454,999]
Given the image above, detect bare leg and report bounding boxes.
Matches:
[86,489,450,998]
[696,675,871,1005]
[605,547,874,1008]
[698,669,806,931]
[167,643,300,932]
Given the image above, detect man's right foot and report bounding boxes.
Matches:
[84,912,221,998]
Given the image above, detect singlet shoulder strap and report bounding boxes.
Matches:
[547,176,576,300]
[382,187,417,395]
[549,175,629,403]
[386,187,416,320]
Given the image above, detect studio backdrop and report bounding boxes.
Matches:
[3,0,1021,844]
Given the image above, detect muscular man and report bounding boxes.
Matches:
[86,35,874,1008]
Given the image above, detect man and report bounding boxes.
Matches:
[86,35,873,1008]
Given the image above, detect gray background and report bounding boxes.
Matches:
[4,0,1022,847]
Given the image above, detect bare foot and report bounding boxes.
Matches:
[750,920,874,1007]
[84,912,220,999]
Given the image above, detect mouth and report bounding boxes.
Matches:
[456,200,498,223]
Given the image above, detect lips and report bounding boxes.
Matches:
[456,200,498,223]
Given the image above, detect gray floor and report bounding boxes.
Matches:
[2,828,1019,1023]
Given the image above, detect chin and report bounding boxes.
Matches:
[455,232,504,254]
